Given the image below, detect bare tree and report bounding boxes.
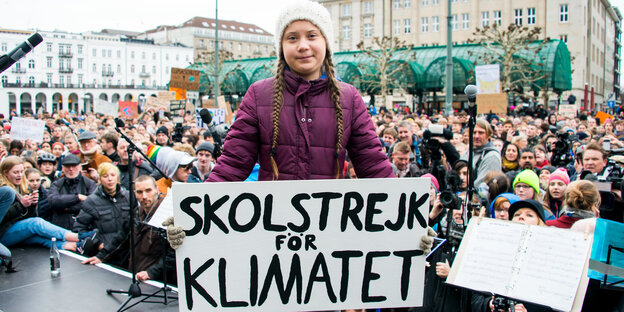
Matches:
[467,23,550,102]
[356,36,415,107]
[193,49,241,96]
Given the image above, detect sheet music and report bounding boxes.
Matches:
[147,192,173,229]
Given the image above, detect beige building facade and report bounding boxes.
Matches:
[319,0,621,108]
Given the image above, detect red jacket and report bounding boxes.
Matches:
[208,70,394,181]
[545,215,581,229]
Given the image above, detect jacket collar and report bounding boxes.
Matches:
[284,68,328,97]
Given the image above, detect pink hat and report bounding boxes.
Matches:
[548,168,570,186]
[422,173,440,192]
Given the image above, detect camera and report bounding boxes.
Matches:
[171,116,184,143]
[492,296,516,312]
[550,132,573,167]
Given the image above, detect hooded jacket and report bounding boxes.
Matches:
[461,141,501,187]
[489,193,520,218]
[207,70,394,181]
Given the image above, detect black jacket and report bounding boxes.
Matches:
[118,160,154,191]
[47,175,97,229]
[73,184,131,248]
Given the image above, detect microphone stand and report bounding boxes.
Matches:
[465,96,477,226]
[107,120,172,312]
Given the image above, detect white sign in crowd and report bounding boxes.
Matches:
[9,117,46,143]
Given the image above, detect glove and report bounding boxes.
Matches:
[419,227,437,255]
[162,216,186,250]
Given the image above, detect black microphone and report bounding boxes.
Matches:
[114,118,125,128]
[0,33,43,73]
[199,108,213,126]
[464,85,478,107]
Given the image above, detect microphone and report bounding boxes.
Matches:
[464,85,478,107]
[114,118,125,128]
[199,108,223,153]
[0,33,43,73]
[199,108,213,126]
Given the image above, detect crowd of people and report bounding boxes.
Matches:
[0,0,622,311]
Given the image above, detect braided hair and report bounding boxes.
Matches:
[269,48,343,180]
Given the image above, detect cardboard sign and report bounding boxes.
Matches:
[596,111,614,125]
[172,178,430,311]
[447,218,592,312]
[476,93,507,115]
[170,67,201,91]
[475,64,501,94]
[558,104,577,118]
[94,99,119,117]
[118,101,138,119]
[170,100,186,116]
[9,117,45,143]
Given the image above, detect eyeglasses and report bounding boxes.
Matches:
[180,164,193,170]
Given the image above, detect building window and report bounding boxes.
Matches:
[422,0,428,6]
[513,9,523,25]
[165,53,169,60]
[342,3,351,17]
[131,65,135,73]
[404,19,411,34]
[28,76,35,86]
[153,52,156,60]
[92,48,96,57]
[560,4,568,22]
[451,15,458,31]
[58,75,63,87]
[152,65,156,74]
[432,16,439,32]
[76,58,82,69]
[481,11,489,27]
[102,49,106,57]
[141,65,146,73]
[432,0,439,4]
[342,25,351,40]
[27,59,34,69]
[363,1,372,14]
[1,76,6,86]
[364,23,373,38]
[176,54,179,61]
[560,34,568,43]
[393,0,401,9]
[117,50,121,58]
[142,52,146,59]
[47,43,52,52]
[102,64,106,73]
[92,63,96,72]
[77,45,83,54]
[462,13,470,29]
[1,43,7,52]
[494,11,502,25]
[131,51,135,59]
[47,73,52,85]
[78,74,83,85]
[394,20,401,35]
[527,8,536,25]
[421,17,429,32]
[47,57,52,68]
[404,0,411,8]
[117,64,121,73]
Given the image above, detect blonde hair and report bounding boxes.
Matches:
[0,156,24,190]
[270,46,343,179]
[20,168,41,194]
[97,162,120,184]
[564,180,600,211]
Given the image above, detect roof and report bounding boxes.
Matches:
[100,29,142,38]
[181,17,272,36]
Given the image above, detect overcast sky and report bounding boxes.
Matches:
[2,0,624,36]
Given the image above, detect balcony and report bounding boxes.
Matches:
[59,67,74,74]
[139,72,150,78]
[10,67,26,74]
[58,51,73,58]
[102,70,114,77]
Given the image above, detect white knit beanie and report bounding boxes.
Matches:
[274,0,334,55]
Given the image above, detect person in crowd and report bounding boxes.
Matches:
[82,175,176,284]
[99,131,120,163]
[20,168,51,222]
[381,127,398,158]
[484,171,510,205]
[534,145,549,169]
[37,152,57,187]
[63,133,80,154]
[391,142,421,178]
[527,123,540,148]
[47,154,97,230]
[0,156,91,254]
[155,126,171,147]
[73,163,131,261]
[393,120,422,165]
[116,139,153,191]
[452,159,468,191]
[77,131,111,181]
[461,119,501,188]
[51,125,64,142]
[489,193,520,220]
[501,143,520,172]
[9,140,23,156]
[188,141,215,182]
[546,180,599,228]
[518,148,536,170]
[538,165,556,191]
[542,168,569,218]
[146,145,195,194]
[512,169,556,220]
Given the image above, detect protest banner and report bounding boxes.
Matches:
[170,67,201,91]
[94,99,118,117]
[118,101,138,119]
[9,117,45,143]
[475,64,501,94]
[558,104,577,118]
[172,178,430,311]
[195,108,226,128]
[476,93,507,115]
[447,218,593,312]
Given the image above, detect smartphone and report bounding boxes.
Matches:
[81,162,90,171]
[603,138,611,151]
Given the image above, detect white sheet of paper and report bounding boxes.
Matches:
[147,191,173,229]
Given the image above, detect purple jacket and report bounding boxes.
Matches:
[208,70,394,181]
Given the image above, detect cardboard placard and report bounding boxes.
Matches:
[170,67,201,91]
[476,93,507,115]
[118,101,138,119]
[172,178,430,311]
[9,117,45,143]
[169,100,186,116]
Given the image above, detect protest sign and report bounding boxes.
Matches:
[118,101,138,119]
[447,218,592,312]
[195,108,226,128]
[596,111,614,124]
[94,99,118,117]
[475,64,501,94]
[170,100,186,116]
[172,178,430,311]
[9,117,45,143]
[476,93,507,115]
[170,67,201,91]
[558,104,577,118]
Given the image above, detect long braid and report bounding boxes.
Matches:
[270,57,287,180]
[324,53,343,178]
